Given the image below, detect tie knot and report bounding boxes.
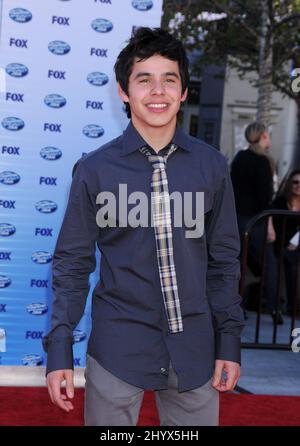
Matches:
[139,143,178,170]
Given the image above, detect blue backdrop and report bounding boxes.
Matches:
[0,0,163,367]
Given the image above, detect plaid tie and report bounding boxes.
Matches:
[139,143,183,334]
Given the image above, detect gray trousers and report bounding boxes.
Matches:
[84,354,219,426]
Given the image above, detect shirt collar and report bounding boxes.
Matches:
[120,120,192,156]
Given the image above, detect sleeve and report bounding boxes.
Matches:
[256,156,274,211]
[42,159,99,375]
[206,156,245,364]
[229,153,239,191]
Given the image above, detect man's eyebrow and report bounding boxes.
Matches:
[133,72,151,79]
[164,72,180,78]
[133,71,180,80]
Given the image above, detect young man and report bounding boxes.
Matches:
[43,27,245,426]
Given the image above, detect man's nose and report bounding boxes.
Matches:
[151,80,165,94]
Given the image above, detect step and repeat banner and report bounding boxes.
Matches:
[0,0,163,368]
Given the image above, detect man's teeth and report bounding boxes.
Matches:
[147,104,168,108]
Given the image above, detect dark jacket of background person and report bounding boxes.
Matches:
[230,122,280,316]
[230,149,274,218]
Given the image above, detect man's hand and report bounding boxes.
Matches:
[212,360,240,392]
[46,369,74,412]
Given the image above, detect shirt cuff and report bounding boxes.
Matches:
[43,337,74,376]
[215,333,241,365]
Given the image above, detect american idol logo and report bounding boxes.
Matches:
[22,354,43,366]
[0,223,16,237]
[48,40,71,55]
[73,329,86,343]
[40,147,62,161]
[26,303,48,316]
[44,94,66,108]
[87,72,109,86]
[9,8,32,23]
[91,18,113,33]
[132,0,153,11]
[5,63,29,78]
[0,275,11,289]
[31,251,52,264]
[83,124,104,138]
[35,200,57,214]
[2,117,24,131]
[0,171,20,185]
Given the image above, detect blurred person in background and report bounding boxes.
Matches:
[231,121,281,323]
[271,170,300,316]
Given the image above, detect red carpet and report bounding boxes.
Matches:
[0,387,300,426]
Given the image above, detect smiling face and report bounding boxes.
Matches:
[118,54,188,131]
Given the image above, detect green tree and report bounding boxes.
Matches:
[163,0,300,163]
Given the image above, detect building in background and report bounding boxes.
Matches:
[219,65,297,181]
[180,58,297,183]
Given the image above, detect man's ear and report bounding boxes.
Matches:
[117,82,129,103]
[181,87,188,103]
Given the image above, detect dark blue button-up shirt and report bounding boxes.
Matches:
[43,121,245,392]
